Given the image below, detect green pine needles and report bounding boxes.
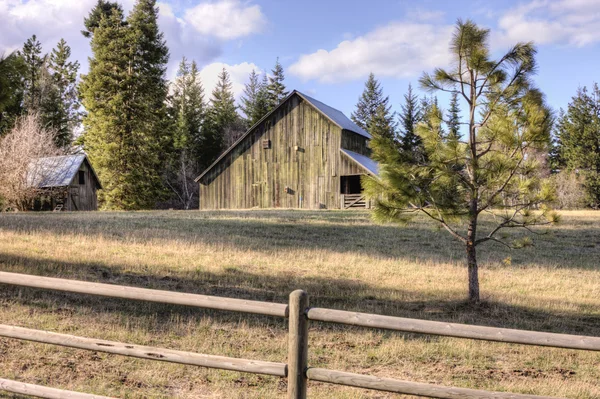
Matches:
[79,0,169,210]
[364,19,558,303]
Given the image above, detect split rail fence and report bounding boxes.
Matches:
[0,271,599,399]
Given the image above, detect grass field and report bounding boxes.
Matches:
[0,210,599,398]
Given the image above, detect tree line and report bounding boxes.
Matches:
[0,0,290,210]
[353,64,600,212]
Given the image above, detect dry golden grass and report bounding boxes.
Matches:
[0,209,599,398]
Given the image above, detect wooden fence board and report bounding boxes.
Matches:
[306,368,563,399]
[0,324,287,377]
[0,377,117,399]
[307,307,600,351]
[0,271,288,318]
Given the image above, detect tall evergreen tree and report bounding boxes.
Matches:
[266,58,288,110]
[254,74,270,122]
[398,84,421,152]
[20,35,45,112]
[82,0,124,38]
[446,92,461,141]
[351,73,393,132]
[42,39,80,148]
[80,0,170,209]
[0,53,26,135]
[555,84,600,207]
[204,68,239,165]
[240,69,269,126]
[166,57,205,209]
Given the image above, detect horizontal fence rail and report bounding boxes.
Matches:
[0,324,286,377]
[307,308,600,351]
[0,377,118,399]
[0,270,598,399]
[0,271,288,317]
[306,368,563,399]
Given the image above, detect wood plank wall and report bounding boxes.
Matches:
[199,94,369,210]
[65,160,99,211]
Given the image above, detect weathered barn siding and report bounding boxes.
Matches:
[65,160,99,211]
[200,95,369,210]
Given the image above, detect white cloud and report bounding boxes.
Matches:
[0,0,263,81]
[289,22,453,83]
[184,0,266,40]
[199,62,261,102]
[493,0,600,48]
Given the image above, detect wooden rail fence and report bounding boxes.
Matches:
[0,271,599,399]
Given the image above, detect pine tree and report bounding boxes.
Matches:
[166,57,205,208]
[351,73,393,133]
[82,0,124,38]
[254,74,270,123]
[127,0,170,202]
[266,58,288,110]
[80,0,170,209]
[0,53,26,135]
[364,20,556,303]
[204,68,239,166]
[80,8,133,208]
[240,69,264,126]
[556,84,600,207]
[20,35,45,112]
[42,39,80,148]
[398,84,421,152]
[446,92,461,141]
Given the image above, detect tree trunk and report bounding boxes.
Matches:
[466,217,480,303]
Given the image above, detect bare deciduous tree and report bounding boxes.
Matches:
[0,113,63,211]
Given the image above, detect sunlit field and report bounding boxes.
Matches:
[0,210,599,398]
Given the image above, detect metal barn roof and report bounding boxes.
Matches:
[340,149,379,176]
[27,154,102,189]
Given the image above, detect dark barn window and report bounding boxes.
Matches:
[340,175,362,194]
[78,171,85,185]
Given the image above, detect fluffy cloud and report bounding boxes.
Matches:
[184,0,266,40]
[289,22,453,83]
[199,62,261,102]
[494,0,600,48]
[0,0,263,79]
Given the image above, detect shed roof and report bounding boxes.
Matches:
[27,154,102,189]
[195,90,370,183]
[340,149,379,176]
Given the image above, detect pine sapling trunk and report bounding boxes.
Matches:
[466,215,480,303]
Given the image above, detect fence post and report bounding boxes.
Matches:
[287,290,309,399]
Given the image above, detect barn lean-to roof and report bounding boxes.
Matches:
[27,154,102,189]
[340,149,379,176]
[195,90,371,183]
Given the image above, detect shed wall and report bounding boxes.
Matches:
[65,161,98,211]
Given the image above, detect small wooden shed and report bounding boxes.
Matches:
[28,154,102,211]
[195,90,379,210]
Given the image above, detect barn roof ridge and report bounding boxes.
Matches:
[27,154,102,189]
[195,90,370,183]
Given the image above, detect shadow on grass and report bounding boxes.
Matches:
[1,210,599,270]
[1,252,599,340]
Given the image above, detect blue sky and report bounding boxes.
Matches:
[2,0,600,118]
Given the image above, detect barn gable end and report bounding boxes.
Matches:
[196,91,377,210]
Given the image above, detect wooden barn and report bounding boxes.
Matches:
[195,90,379,210]
[28,154,102,211]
